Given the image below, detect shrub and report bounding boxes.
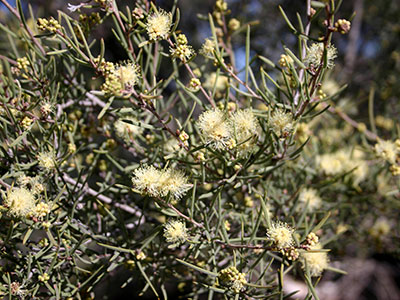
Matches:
[0,0,398,299]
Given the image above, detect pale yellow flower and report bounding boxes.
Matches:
[4,187,35,217]
[230,109,259,156]
[316,149,369,186]
[300,243,329,277]
[197,108,231,149]
[218,266,247,294]
[37,151,56,171]
[162,168,190,199]
[114,116,143,142]
[298,188,322,211]
[146,10,172,40]
[203,72,229,94]
[200,38,216,58]
[132,166,189,200]
[369,218,391,238]
[266,221,295,248]
[163,220,188,246]
[305,43,337,69]
[269,109,294,138]
[374,139,398,164]
[316,150,347,176]
[170,43,194,62]
[113,62,140,89]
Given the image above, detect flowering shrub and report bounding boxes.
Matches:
[0,0,398,299]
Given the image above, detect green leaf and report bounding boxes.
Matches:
[176,258,218,277]
[245,25,251,85]
[279,6,297,33]
[97,242,135,254]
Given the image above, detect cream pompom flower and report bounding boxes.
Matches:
[4,187,35,217]
[218,266,247,294]
[200,38,216,58]
[203,72,229,94]
[132,165,190,200]
[197,108,231,149]
[37,151,56,171]
[269,108,294,138]
[146,10,172,41]
[374,139,398,164]
[316,151,346,176]
[316,148,369,186]
[114,116,143,143]
[300,243,329,277]
[162,168,190,200]
[113,62,140,90]
[230,109,259,156]
[132,165,166,198]
[266,221,295,249]
[304,43,337,69]
[163,219,188,247]
[298,188,322,211]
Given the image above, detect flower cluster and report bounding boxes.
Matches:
[281,247,299,261]
[203,72,229,97]
[316,148,369,185]
[188,78,201,92]
[94,56,115,75]
[17,175,45,195]
[335,19,351,34]
[218,266,247,294]
[146,10,172,41]
[369,218,391,239]
[200,38,216,59]
[300,243,329,277]
[374,139,399,164]
[16,57,29,71]
[304,43,337,70]
[4,187,35,217]
[197,108,231,149]
[170,34,194,62]
[269,108,294,138]
[101,62,140,95]
[114,116,143,143]
[37,151,57,171]
[266,221,295,249]
[295,122,312,144]
[305,232,319,247]
[278,54,293,68]
[163,219,188,247]
[33,202,51,219]
[230,108,259,156]
[228,18,241,31]
[37,17,61,33]
[298,188,322,211]
[197,108,259,155]
[132,165,190,200]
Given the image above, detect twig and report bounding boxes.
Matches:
[215,240,272,250]
[320,102,378,141]
[222,62,262,100]
[0,0,46,56]
[167,38,215,107]
[166,202,204,228]
[293,0,312,105]
[62,174,143,218]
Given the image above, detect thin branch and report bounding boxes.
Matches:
[0,0,46,56]
[293,0,312,105]
[62,174,143,218]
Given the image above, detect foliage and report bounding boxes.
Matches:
[0,0,398,299]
